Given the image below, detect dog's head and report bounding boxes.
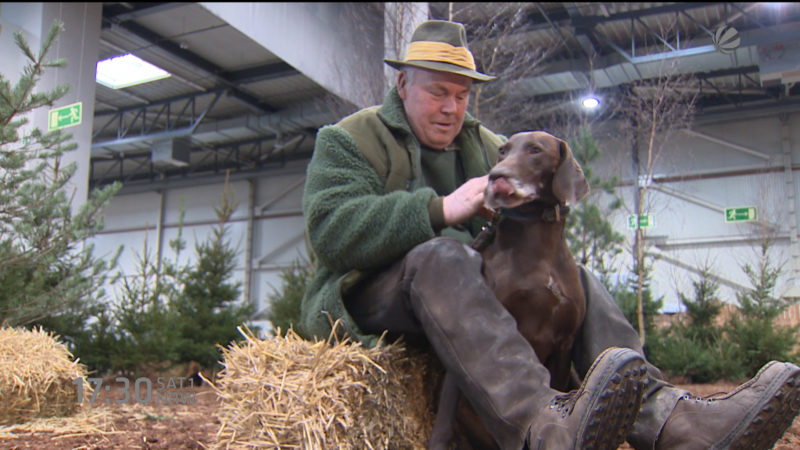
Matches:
[485,131,589,209]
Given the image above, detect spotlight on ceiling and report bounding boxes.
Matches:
[581,95,600,110]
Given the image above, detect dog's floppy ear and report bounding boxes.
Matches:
[552,138,590,206]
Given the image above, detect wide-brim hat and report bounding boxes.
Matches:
[384,20,495,82]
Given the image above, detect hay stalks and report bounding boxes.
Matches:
[0,326,90,425]
[207,324,437,449]
[0,405,117,439]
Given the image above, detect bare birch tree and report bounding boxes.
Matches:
[620,61,699,344]
[450,3,561,134]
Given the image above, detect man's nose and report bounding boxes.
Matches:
[441,95,457,113]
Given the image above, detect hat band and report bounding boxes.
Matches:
[403,41,476,71]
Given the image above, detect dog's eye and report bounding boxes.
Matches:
[498,146,507,156]
[525,144,541,154]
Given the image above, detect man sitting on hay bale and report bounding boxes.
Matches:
[300,19,800,449]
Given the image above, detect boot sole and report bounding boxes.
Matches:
[575,347,647,450]
[712,361,800,450]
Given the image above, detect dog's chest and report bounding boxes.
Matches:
[493,267,584,316]
[483,248,586,346]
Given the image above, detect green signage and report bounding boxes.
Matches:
[48,102,82,131]
[725,206,757,223]
[628,214,655,229]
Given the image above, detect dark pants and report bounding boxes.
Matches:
[345,238,682,449]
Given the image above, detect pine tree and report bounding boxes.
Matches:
[266,256,312,337]
[171,176,255,370]
[648,263,736,382]
[725,238,799,376]
[611,259,664,356]
[678,263,723,346]
[109,234,180,376]
[565,126,625,288]
[94,205,186,376]
[0,21,120,333]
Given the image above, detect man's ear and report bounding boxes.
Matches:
[397,71,408,101]
[552,138,590,206]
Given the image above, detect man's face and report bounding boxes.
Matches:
[397,67,473,150]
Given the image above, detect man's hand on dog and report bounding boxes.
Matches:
[443,175,495,225]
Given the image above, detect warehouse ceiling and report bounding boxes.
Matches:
[92,2,800,193]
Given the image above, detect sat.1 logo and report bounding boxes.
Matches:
[712,25,741,54]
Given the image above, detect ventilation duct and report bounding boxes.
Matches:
[152,137,191,167]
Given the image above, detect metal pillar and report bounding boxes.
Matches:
[243,179,256,306]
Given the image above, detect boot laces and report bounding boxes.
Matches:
[550,392,578,417]
[681,392,724,405]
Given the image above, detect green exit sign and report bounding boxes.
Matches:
[48,102,82,131]
[725,206,757,223]
[628,214,655,229]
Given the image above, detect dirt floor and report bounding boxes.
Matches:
[0,377,218,450]
[0,378,799,449]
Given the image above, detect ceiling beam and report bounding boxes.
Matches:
[94,87,226,117]
[102,10,279,114]
[501,3,719,36]
[101,2,188,24]
[221,62,299,84]
[569,2,719,27]
[91,90,224,154]
[563,3,598,59]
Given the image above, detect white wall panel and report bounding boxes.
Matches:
[101,191,161,230]
[90,171,308,330]
[590,110,800,313]
[91,230,153,279]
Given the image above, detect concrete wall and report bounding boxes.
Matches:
[0,2,101,206]
[200,2,387,109]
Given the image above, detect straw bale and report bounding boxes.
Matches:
[209,325,440,449]
[0,326,90,425]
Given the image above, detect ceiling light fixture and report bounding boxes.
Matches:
[581,95,600,110]
[96,53,171,89]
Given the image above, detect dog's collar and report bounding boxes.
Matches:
[470,204,570,252]
[500,203,570,222]
[470,210,500,252]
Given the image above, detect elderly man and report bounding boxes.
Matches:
[300,19,800,450]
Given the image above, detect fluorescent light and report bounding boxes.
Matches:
[96,54,171,89]
[581,95,600,109]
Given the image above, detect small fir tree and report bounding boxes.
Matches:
[725,238,799,376]
[612,259,664,357]
[678,263,724,346]
[266,256,312,337]
[171,176,255,370]
[109,233,181,376]
[0,21,120,335]
[648,263,736,382]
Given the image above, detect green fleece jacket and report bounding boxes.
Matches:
[300,87,504,347]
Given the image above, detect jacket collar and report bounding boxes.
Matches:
[376,86,481,142]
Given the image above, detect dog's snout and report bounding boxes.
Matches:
[487,174,515,199]
[488,163,512,180]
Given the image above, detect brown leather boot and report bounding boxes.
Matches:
[655,361,800,450]
[526,347,648,450]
